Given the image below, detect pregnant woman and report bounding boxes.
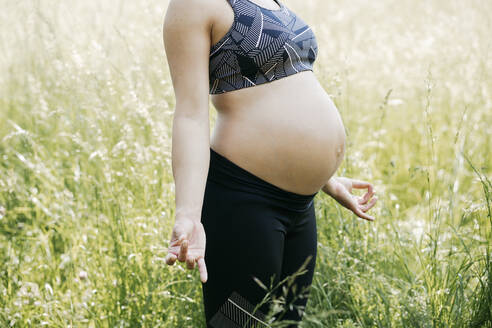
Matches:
[163,0,378,326]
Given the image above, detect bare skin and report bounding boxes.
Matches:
[163,0,378,283]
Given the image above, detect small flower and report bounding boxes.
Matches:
[44,283,53,296]
[388,98,404,107]
[79,271,88,281]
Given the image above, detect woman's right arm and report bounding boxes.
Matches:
[162,0,213,283]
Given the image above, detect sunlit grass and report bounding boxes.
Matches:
[0,0,491,327]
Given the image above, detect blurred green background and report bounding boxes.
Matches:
[0,0,491,327]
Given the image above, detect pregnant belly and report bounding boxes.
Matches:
[210,71,346,195]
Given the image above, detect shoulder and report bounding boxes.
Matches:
[163,0,218,105]
[164,0,222,26]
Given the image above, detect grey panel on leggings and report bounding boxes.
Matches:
[209,291,271,328]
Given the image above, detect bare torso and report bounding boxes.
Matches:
[209,0,346,195]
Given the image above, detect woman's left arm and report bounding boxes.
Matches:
[321,176,378,221]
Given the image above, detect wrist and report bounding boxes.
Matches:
[175,207,202,222]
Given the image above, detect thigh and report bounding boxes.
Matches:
[200,180,288,327]
[276,202,317,325]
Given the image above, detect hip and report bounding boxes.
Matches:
[205,147,317,214]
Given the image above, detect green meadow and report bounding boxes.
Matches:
[0,0,490,327]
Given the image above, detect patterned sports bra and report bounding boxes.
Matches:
[209,0,318,94]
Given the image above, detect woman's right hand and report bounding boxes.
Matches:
[165,216,208,283]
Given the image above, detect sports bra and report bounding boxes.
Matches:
[209,0,318,94]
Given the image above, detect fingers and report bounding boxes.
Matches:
[353,180,374,195]
[358,194,370,205]
[361,196,378,212]
[165,252,177,265]
[166,246,208,283]
[186,256,196,270]
[165,239,195,269]
[355,208,375,222]
[352,179,372,190]
[197,257,208,283]
[351,181,378,221]
[177,239,188,262]
[355,188,378,221]
[353,180,375,205]
[165,234,187,266]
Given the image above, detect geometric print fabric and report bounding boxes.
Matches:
[209,0,318,94]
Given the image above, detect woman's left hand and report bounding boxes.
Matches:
[321,177,378,221]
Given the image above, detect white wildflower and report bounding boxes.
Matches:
[0,205,5,220]
[79,271,88,281]
[388,98,404,106]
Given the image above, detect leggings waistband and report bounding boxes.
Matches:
[207,147,317,212]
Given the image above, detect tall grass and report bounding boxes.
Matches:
[0,0,491,327]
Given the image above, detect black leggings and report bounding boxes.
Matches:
[201,148,318,327]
